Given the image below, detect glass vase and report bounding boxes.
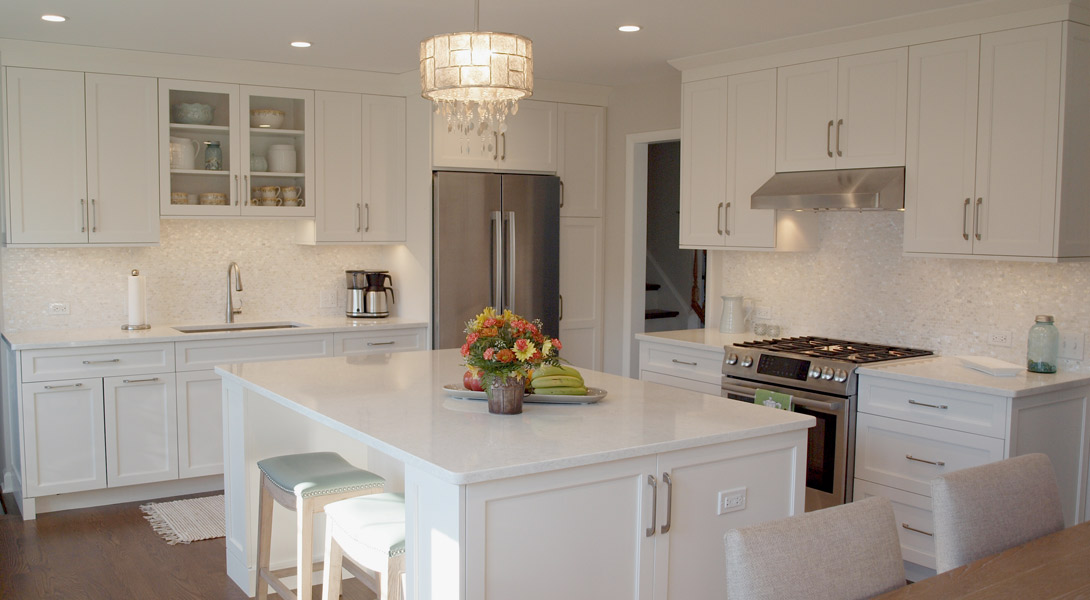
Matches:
[1027,315,1059,374]
[486,375,525,415]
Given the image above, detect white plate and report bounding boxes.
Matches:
[442,384,606,404]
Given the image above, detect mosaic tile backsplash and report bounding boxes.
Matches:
[717,211,1090,372]
[2,220,401,331]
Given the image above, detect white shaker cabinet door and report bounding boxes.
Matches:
[496,99,557,173]
[776,59,838,172]
[22,379,106,496]
[558,216,604,370]
[723,68,777,248]
[176,370,225,478]
[360,94,406,242]
[835,48,908,169]
[557,104,605,217]
[315,91,365,242]
[904,36,980,255]
[104,373,178,487]
[85,73,160,244]
[680,77,728,247]
[5,67,88,244]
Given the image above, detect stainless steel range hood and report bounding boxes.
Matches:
[751,167,905,211]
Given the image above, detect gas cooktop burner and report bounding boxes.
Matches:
[735,336,933,364]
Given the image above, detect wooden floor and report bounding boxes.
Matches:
[0,492,374,599]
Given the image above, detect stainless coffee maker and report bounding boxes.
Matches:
[345,270,369,317]
[345,270,395,318]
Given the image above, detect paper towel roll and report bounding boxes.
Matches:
[127,270,147,327]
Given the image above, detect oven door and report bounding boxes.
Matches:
[721,378,851,512]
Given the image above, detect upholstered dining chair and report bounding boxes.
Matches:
[930,453,1065,573]
[724,496,905,600]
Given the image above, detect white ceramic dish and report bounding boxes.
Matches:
[250,109,285,128]
[171,103,213,125]
[442,384,606,404]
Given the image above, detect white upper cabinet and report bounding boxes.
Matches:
[680,70,817,250]
[905,22,1090,259]
[432,99,557,172]
[310,91,406,243]
[5,68,159,245]
[557,104,605,217]
[776,48,908,172]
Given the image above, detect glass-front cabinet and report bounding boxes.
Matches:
[159,79,314,217]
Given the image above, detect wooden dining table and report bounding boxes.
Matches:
[876,520,1090,599]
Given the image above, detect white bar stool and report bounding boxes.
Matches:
[321,493,407,600]
[256,452,385,600]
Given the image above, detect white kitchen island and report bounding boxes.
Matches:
[216,348,814,599]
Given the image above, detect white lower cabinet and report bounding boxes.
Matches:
[464,433,806,599]
[333,327,426,356]
[176,370,225,478]
[22,379,106,496]
[637,338,724,394]
[559,217,604,369]
[104,373,178,487]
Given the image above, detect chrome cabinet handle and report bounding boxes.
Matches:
[80,199,86,233]
[505,211,516,310]
[44,382,84,390]
[672,359,698,366]
[364,203,370,232]
[235,174,240,205]
[981,199,989,242]
[559,294,563,321]
[716,202,724,235]
[724,202,731,235]
[91,199,97,232]
[902,523,933,537]
[646,474,658,537]
[82,359,120,365]
[826,120,834,157]
[559,180,565,208]
[836,119,843,157]
[493,132,499,160]
[500,132,506,161]
[122,377,159,384]
[491,211,503,310]
[660,472,673,534]
[906,454,945,467]
[908,398,948,410]
[356,203,362,232]
[962,198,971,240]
[366,341,395,346]
[243,175,249,206]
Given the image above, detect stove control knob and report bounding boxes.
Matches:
[820,367,834,380]
[741,355,754,368]
[726,353,739,366]
[833,369,848,383]
[809,366,823,379]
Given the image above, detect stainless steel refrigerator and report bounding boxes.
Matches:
[433,171,560,349]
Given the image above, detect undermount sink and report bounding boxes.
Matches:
[172,321,311,334]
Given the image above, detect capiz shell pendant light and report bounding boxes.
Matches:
[420,0,533,137]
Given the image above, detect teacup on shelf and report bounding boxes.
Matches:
[198,192,229,206]
[170,192,188,205]
[253,197,282,207]
[256,185,281,200]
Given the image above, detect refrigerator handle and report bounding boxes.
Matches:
[491,211,503,311]
[505,211,516,311]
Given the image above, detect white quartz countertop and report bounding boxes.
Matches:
[857,356,1090,397]
[1,316,428,350]
[635,329,765,353]
[215,348,814,485]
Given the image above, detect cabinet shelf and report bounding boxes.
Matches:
[250,171,304,178]
[249,127,304,137]
[171,169,230,176]
[169,123,229,134]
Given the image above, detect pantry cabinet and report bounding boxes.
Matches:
[4,68,159,245]
[776,48,907,172]
[904,23,1090,259]
[432,99,557,172]
[558,217,604,370]
[680,70,817,250]
[158,79,314,218]
[557,104,605,217]
[307,91,406,243]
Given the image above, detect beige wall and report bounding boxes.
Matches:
[713,211,1090,372]
[602,71,683,374]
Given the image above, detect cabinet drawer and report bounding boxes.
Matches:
[854,479,936,570]
[858,375,1009,438]
[640,370,723,395]
[640,344,724,384]
[21,343,174,383]
[175,333,333,371]
[855,412,1006,496]
[334,328,425,356]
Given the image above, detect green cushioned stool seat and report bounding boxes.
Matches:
[322,493,407,600]
[257,451,385,499]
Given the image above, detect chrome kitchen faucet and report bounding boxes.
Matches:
[227,262,243,323]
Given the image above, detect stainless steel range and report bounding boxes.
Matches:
[721,336,932,511]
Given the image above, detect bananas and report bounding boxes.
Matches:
[530,365,587,395]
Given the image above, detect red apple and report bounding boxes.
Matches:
[463,370,484,392]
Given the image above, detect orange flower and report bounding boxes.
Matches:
[496,349,515,363]
[482,327,498,338]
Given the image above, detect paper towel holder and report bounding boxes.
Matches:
[122,269,151,331]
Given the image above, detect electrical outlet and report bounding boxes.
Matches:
[48,302,69,315]
[1060,332,1085,360]
[319,290,336,309]
[755,306,772,320]
[717,487,747,515]
[988,331,1012,347]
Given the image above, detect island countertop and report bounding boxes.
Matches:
[215,348,814,485]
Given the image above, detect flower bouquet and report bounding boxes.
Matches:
[461,307,563,414]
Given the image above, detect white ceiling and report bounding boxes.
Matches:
[2,0,990,87]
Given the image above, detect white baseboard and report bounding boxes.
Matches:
[25,475,224,520]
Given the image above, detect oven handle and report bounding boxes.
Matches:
[720,381,843,412]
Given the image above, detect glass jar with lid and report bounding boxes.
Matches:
[1027,315,1059,373]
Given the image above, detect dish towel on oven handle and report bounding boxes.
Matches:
[754,388,793,411]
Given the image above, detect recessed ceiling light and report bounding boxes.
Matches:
[290,41,312,48]
[41,14,67,23]
[618,25,640,33]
